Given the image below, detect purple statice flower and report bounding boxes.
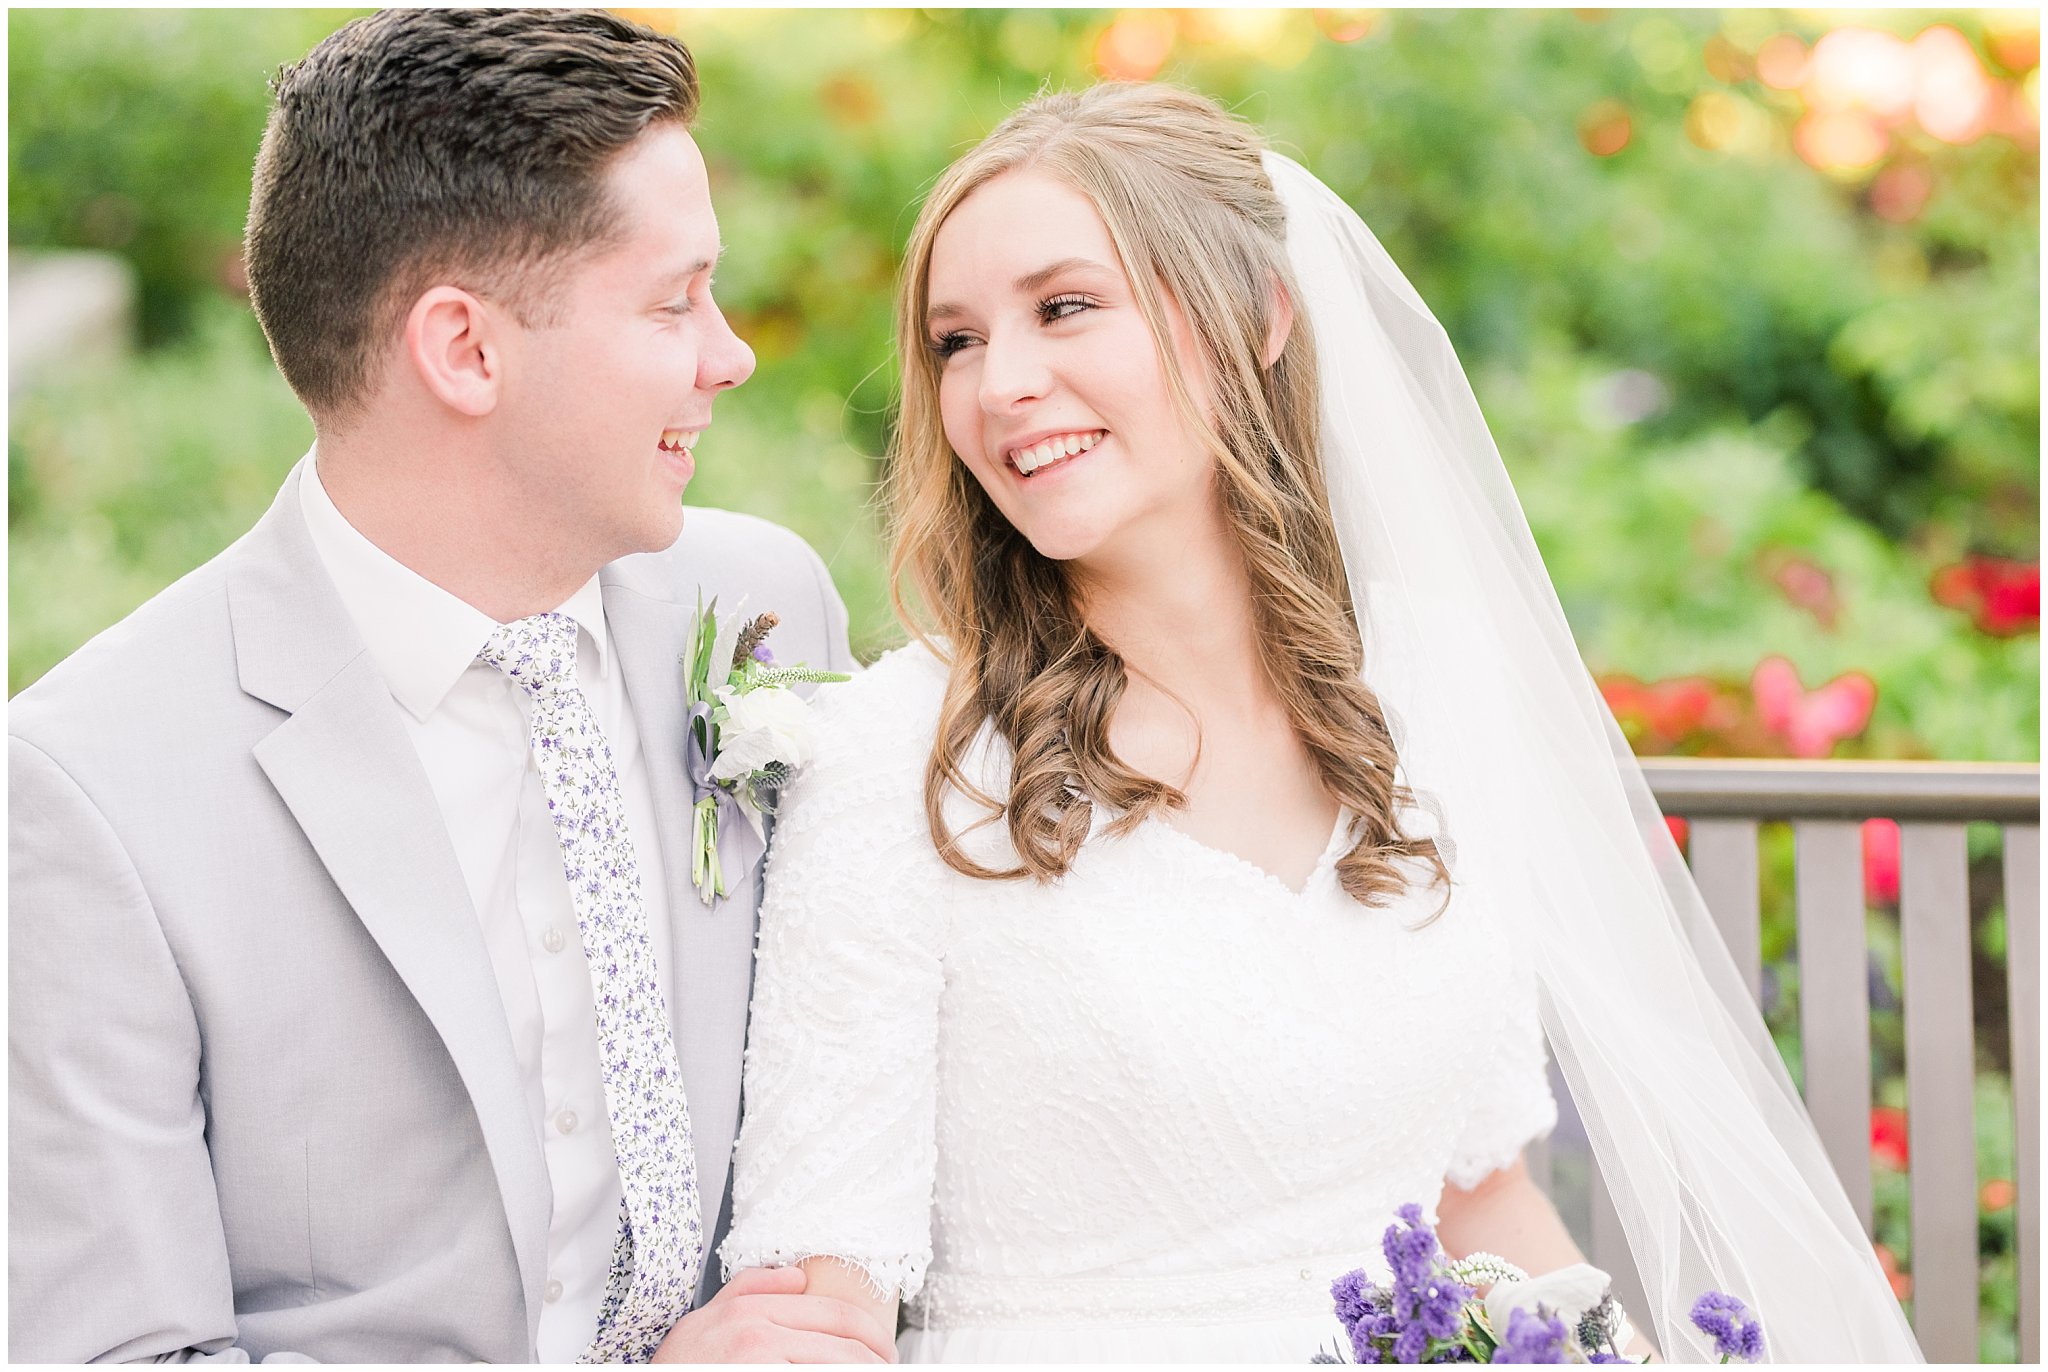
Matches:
[1332,1268,1380,1328]
[751,642,775,663]
[1586,1354,1632,1364]
[1391,1324,1429,1364]
[1493,1306,1568,1364]
[1376,1206,1473,1346]
[1689,1291,1765,1363]
[1351,1309,1401,1363]
[1382,1204,1439,1291]
[1408,1270,1471,1342]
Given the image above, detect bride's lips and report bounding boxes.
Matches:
[659,426,701,484]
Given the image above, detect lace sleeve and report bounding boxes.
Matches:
[718,647,951,1302]
[1444,945,1558,1192]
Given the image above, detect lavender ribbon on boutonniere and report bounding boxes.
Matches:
[679,594,849,906]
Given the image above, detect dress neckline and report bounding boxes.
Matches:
[1142,806,1353,901]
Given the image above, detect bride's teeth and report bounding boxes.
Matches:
[1011,430,1106,475]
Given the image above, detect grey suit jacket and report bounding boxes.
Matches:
[9,461,856,1362]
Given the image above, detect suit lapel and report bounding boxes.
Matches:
[599,568,766,1229]
[228,462,549,1340]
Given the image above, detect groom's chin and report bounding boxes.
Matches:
[642,499,689,554]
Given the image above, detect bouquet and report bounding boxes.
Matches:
[1316,1204,1766,1365]
[680,596,848,904]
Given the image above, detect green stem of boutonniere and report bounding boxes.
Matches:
[692,794,726,903]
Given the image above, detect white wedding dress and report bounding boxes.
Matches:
[719,642,1558,1362]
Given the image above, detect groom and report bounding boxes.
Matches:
[10,11,884,1364]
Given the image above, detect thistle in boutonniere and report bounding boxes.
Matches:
[681,595,848,906]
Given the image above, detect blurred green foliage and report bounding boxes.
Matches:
[7,8,2040,1359]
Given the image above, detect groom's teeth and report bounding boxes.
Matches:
[659,429,699,453]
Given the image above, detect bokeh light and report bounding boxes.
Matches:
[1911,25,1995,143]
[1093,10,1175,81]
[1795,107,1889,173]
[1313,9,1379,45]
[1578,98,1632,156]
[1869,161,1935,222]
[1756,32,1809,90]
[1807,26,1916,120]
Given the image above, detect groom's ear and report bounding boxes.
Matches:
[405,286,503,418]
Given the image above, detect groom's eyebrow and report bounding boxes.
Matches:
[651,247,725,293]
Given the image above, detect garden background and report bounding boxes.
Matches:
[8,6,2040,1360]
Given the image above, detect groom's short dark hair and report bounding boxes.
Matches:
[244,8,699,421]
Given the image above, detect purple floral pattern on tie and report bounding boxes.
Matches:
[478,613,701,1363]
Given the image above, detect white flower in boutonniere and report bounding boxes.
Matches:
[681,595,848,906]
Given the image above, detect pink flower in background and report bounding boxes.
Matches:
[1751,657,1878,757]
[1764,551,1842,629]
[1862,818,1901,904]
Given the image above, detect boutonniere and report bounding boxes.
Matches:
[681,595,849,906]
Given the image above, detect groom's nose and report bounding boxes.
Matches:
[698,298,757,393]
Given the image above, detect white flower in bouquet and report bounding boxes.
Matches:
[1482,1261,1615,1340]
[708,684,816,782]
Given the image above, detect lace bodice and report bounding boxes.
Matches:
[719,642,1556,1331]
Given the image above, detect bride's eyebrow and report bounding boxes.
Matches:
[1013,256,1117,294]
[925,256,1119,329]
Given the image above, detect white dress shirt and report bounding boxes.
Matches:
[300,457,675,1361]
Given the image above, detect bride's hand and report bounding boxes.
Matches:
[651,1264,896,1363]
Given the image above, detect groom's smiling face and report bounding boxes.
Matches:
[492,123,755,559]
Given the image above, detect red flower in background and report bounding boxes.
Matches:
[1871,1105,1910,1171]
[1874,1241,1913,1301]
[1931,556,2040,637]
[1751,657,1878,757]
[1600,674,1738,752]
[1862,818,1901,904]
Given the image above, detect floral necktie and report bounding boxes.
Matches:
[477,613,701,1363]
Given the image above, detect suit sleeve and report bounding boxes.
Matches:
[9,737,308,1363]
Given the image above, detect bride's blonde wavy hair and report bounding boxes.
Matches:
[886,83,1447,908]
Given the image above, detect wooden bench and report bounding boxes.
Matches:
[1530,759,2039,1362]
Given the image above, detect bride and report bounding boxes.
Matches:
[717,84,1920,1363]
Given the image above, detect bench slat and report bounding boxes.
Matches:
[2007,825,2040,1364]
[1689,818,1763,1003]
[1795,820,1873,1235]
[1901,822,1976,1361]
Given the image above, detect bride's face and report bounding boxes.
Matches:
[924,169,1218,566]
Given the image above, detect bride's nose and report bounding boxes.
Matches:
[976,328,1054,414]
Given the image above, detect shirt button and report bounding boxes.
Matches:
[542,926,567,955]
[544,1278,565,1304]
[554,1108,578,1136]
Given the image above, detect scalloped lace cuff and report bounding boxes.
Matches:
[719,1247,929,1304]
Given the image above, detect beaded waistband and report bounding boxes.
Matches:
[911,1253,1369,1330]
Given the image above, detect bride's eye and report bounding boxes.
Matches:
[927,331,974,359]
[1038,294,1095,324]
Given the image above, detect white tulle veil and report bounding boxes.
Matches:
[1263,151,1923,1362]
